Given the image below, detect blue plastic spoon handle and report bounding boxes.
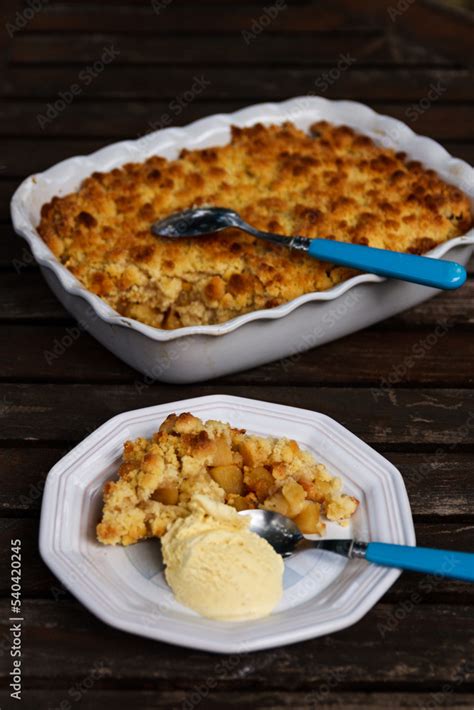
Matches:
[307,239,466,290]
[365,542,474,582]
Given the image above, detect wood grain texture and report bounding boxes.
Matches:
[0,599,471,685]
[5,67,473,100]
[1,383,474,446]
[1,690,473,710]
[2,325,474,386]
[1,102,472,140]
[20,3,369,34]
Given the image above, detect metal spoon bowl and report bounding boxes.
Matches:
[240,509,474,582]
[152,206,466,290]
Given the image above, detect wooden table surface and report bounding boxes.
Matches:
[1,1,473,708]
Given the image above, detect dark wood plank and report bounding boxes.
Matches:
[23,3,369,34]
[0,224,34,267]
[3,325,474,387]
[379,0,474,65]
[0,598,471,685]
[0,383,474,446]
[47,0,291,3]
[0,325,135,381]
[10,33,389,65]
[1,65,473,102]
[0,179,20,218]
[1,101,472,141]
[383,282,474,329]
[236,330,474,386]
[4,66,473,100]
[2,690,472,710]
[0,272,70,321]
[2,270,474,328]
[388,453,474,517]
[1,138,106,179]
[0,518,55,595]
[0,448,62,513]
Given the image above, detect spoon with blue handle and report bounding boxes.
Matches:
[152,207,466,290]
[240,509,474,582]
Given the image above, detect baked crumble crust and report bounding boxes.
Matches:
[39,121,472,329]
[96,412,359,545]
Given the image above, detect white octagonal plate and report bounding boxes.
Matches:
[39,395,415,653]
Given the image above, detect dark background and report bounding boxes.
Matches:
[1,1,473,708]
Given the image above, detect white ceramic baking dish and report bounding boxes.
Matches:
[11,97,474,383]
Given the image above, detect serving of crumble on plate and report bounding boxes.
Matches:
[39,395,415,652]
[96,412,359,546]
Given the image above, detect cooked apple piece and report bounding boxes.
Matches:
[232,451,244,467]
[238,437,272,467]
[271,463,288,481]
[288,439,300,454]
[151,484,179,505]
[239,439,259,467]
[227,492,257,511]
[262,491,290,517]
[244,466,274,502]
[282,478,306,517]
[211,436,234,466]
[209,464,244,495]
[293,501,323,534]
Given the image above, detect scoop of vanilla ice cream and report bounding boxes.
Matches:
[161,494,284,621]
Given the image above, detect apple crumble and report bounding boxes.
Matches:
[39,121,472,329]
[96,413,359,546]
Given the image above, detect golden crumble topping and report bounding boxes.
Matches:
[96,413,359,546]
[39,121,472,329]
